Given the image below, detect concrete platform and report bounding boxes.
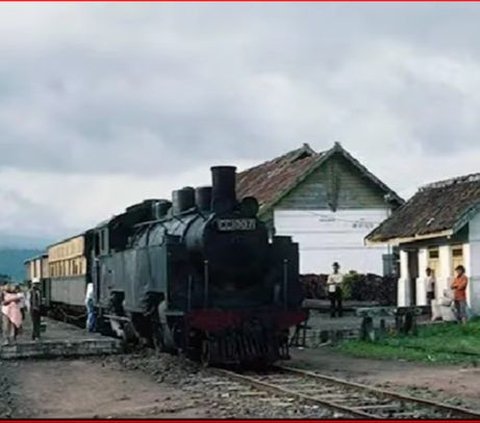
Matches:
[0,317,122,360]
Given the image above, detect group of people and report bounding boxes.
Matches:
[1,280,96,345]
[326,260,471,324]
[426,264,469,324]
[1,281,42,344]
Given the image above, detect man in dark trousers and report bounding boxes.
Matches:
[326,262,344,318]
[30,281,42,340]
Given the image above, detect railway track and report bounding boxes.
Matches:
[211,365,480,419]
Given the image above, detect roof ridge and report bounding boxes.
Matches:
[419,172,480,191]
[237,143,318,174]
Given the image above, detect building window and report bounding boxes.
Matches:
[427,247,440,277]
[382,254,396,276]
[451,245,464,275]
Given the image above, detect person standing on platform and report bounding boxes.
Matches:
[85,283,96,333]
[30,281,42,341]
[2,284,23,344]
[327,262,344,318]
[425,267,436,309]
[451,265,468,324]
[15,285,26,336]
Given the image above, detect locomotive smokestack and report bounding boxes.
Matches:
[153,199,172,219]
[172,187,195,214]
[211,166,237,214]
[195,186,212,212]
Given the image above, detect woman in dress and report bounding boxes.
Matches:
[2,284,23,344]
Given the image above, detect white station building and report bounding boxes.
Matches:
[236,142,404,275]
[366,173,480,313]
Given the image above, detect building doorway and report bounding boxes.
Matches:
[407,249,419,305]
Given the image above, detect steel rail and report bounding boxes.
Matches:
[211,365,480,419]
[277,365,480,419]
[211,368,373,418]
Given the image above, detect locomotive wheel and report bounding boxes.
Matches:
[201,340,210,367]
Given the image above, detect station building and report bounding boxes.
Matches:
[366,173,480,313]
[236,142,403,275]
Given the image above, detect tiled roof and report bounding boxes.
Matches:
[236,142,403,216]
[366,173,480,243]
[236,143,321,214]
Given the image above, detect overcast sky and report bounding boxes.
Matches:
[1,2,480,245]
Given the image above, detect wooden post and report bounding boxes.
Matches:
[404,311,413,335]
[395,315,402,335]
[411,312,418,336]
[360,316,374,341]
[379,318,386,339]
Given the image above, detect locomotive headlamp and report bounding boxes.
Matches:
[239,197,259,217]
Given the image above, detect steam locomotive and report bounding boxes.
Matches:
[37,166,307,366]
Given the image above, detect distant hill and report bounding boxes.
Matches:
[0,249,43,282]
[0,234,51,249]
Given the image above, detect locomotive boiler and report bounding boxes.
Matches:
[43,165,307,367]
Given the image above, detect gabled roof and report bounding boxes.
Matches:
[236,142,403,216]
[366,173,480,245]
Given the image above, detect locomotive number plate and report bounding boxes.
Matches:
[217,218,256,231]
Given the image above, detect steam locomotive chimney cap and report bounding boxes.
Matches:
[210,165,237,172]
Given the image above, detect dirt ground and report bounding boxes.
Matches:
[2,346,479,418]
[0,351,336,419]
[2,358,210,419]
[289,347,480,408]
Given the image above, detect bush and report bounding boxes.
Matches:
[300,272,397,305]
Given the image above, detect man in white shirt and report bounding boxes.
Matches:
[327,262,344,318]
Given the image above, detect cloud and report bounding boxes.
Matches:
[1,3,480,241]
[0,158,257,243]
